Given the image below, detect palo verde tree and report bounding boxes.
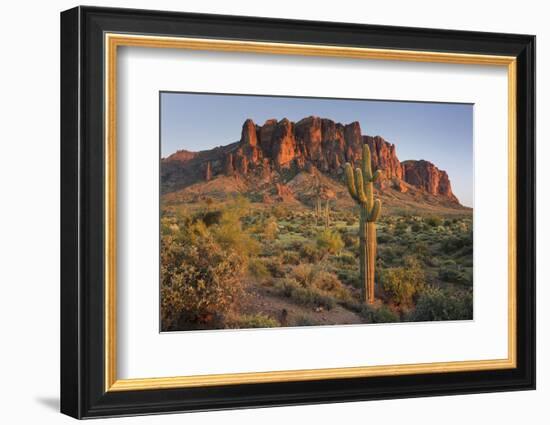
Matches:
[344,144,383,304]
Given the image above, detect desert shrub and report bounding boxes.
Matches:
[299,242,322,263]
[459,257,474,267]
[197,199,259,259]
[195,210,223,227]
[409,287,473,321]
[336,252,356,265]
[237,314,279,328]
[336,269,360,288]
[424,216,443,227]
[160,222,246,331]
[261,240,284,257]
[413,241,430,258]
[291,265,343,293]
[438,265,472,285]
[316,229,344,255]
[273,279,336,310]
[271,204,288,219]
[212,214,260,257]
[248,257,270,279]
[380,256,426,307]
[292,263,316,287]
[312,270,343,292]
[281,250,301,265]
[291,286,336,310]
[286,240,303,251]
[294,315,318,326]
[263,218,279,240]
[424,256,440,267]
[285,223,300,233]
[262,257,286,278]
[441,233,472,254]
[345,217,356,226]
[358,304,400,323]
[161,216,178,235]
[394,221,408,235]
[333,287,355,304]
[411,222,424,232]
[342,232,359,249]
[377,232,392,243]
[380,246,396,263]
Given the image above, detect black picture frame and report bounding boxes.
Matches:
[61,5,535,419]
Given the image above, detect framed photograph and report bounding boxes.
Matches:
[60,6,535,419]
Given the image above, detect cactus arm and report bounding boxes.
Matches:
[365,179,374,212]
[372,169,383,182]
[344,163,358,200]
[362,144,373,181]
[369,199,382,222]
[354,168,368,204]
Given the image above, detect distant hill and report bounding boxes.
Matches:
[161,116,469,214]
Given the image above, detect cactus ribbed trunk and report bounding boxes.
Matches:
[366,221,376,303]
[344,144,382,305]
[359,208,376,303]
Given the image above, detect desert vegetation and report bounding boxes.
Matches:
[160,113,473,331]
[160,195,473,331]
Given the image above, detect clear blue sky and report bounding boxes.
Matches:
[160,92,473,207]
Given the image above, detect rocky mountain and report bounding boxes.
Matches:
[162,116,463,208]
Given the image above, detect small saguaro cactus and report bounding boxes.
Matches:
[324,199,330,228]
[344,144,383,304]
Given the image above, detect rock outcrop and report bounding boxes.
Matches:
[162,116,461,205]
[402,160,458,203]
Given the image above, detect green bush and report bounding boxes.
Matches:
[281,250,301,265]
[358,304,399,323]
[394,221,408,235]
[194,210,223,227]
[425,256,440,267]
[271,204,288,219]
[237,314,279,328]
[204,199,260,259]
[411,222,423,232]
[291,264,343,293]
[316,228,344,255]
[299,242,323,263]
[248,257,270,279]
[160,221,246,331]
[438,266,472,285]
[380,256,426,307]
[380,247,397,263]
[273,279,336,310]
[414,242,430,258]
[336,252,356,265]
[294,315,318,326]
[342,232,358,248]
[424,216,443,227]
[312,270,343,292]
[263,257,286,278]
[292,287,336,310]
[263,218,279,240]
[336,269,360,288]
[410,287,473,321]
[292,263,316,287]
[377,232,392,243]
[441,233,472,254]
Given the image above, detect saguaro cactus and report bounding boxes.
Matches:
[344,144,383,304]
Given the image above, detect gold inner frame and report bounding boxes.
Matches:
[104,33,517,392]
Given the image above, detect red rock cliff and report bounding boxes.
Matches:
[162,116,461,204]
